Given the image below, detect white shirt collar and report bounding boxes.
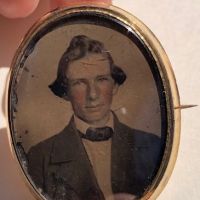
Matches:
[74,112,114,134]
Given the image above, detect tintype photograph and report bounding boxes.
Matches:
[8,10,168,200]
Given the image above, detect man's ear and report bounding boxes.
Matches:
[112,83,119,95]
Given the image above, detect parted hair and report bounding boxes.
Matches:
[49,35,127,98]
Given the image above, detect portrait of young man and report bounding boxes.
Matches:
[27,35,162,200]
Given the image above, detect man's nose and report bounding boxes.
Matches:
[87,81,99,101]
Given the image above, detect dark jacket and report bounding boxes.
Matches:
[27,115,161,200]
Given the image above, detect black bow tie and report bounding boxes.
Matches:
[79,127,113,142]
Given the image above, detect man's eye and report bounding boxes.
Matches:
[71,80,84,86]
[97,77,109,82]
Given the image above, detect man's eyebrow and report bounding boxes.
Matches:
[68,78,87,82]
[96,74,111,78]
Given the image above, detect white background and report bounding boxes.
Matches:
[0,0,200,199]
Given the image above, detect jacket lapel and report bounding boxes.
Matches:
[111,114,134,194]
[48,117,104,199]
[50,118,80,164]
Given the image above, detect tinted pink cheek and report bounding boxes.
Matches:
[100,85,113,101]
[71,90,86,104]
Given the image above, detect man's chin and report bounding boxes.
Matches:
[85,117,104,125]
[83,114,108,126]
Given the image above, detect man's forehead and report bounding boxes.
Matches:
[66,53,111,79]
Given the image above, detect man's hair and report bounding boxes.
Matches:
[49,35,127,98]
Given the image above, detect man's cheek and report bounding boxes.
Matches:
[101,86,114,100]
[71,93,86,106]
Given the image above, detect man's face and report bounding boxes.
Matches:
[65,53,118,126]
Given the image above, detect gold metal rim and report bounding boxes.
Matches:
[6,4,181,200]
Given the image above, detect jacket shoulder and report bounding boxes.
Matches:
[27,126,71,188]
[116,121,161,147]
[27,125,69,158]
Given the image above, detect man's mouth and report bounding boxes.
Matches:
[85,104,103,110]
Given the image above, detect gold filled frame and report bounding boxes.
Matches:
[6,4,180,200]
